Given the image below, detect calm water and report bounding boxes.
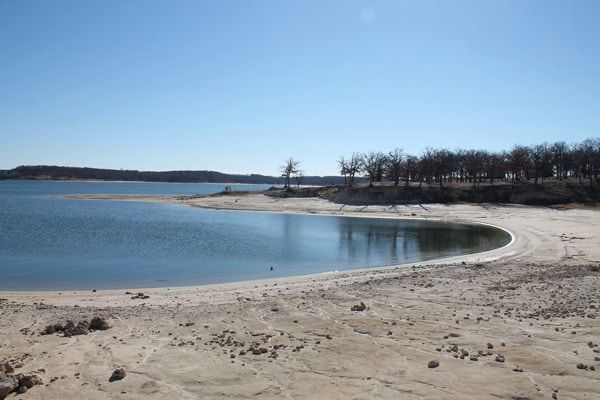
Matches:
[0,181,511,291]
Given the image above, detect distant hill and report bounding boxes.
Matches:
[0,165,347,186]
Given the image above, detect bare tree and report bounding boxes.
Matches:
[576,138,600,186]
[530,143,552,185]
[550,141,570,180]
[385,148,405,186]
[508,145,532,182]
[361,151,387,185]
[433,149,455,187]
[404,155,418,186]
[280,157,301,188]
[340,152,362,185]
[464,150,487,188]
[419,148,436,186]
[294,170,305,187]
[337,156,349,185]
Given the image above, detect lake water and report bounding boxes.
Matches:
[0,181,511,291]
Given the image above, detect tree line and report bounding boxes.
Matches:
[0,165,346,186]
[335,138,600,188]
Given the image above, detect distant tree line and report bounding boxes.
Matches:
[0,165,346,186]
[337,138,600,188]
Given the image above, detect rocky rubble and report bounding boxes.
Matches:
[41,316,111,337]
[0,362,43,399]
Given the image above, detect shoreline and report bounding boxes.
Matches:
[2,195,599,399]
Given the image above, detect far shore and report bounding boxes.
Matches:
[2,194,599,399]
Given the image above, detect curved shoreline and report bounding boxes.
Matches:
[2,195,599,399]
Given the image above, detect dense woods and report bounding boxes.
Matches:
[338,138,600,188]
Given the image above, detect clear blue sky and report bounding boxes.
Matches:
[1,0,599,177]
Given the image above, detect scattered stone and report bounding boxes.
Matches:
[0,376,19,398]
[109,368,126,382]
[42,317,110,337]
[0,371,43,398]
[131,292,150,300]
[428,360,440,368]
[495,354,505,363]
[89,317,111,331]
[351,302,367,311]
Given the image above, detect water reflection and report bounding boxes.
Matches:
[337,218,508,266]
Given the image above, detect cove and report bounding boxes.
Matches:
[0,181,511,291]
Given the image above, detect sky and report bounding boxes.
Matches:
[1,0,599,177]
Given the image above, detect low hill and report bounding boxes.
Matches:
[0,165,346,186]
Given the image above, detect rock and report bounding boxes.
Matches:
[495,354,505,362]
[576,363,587,370]
[43,317,110,337]
[1,372,42,398]
[0,376,19,398]
[89,317,111,331]
[1,363,14,375]
[351,302,367,311]
[16,373,43,388]
[428,360,440,368]
[109,368,126,382]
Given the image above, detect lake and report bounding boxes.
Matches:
[0,181,511,291]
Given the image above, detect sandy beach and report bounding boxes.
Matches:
[1,194,599,399]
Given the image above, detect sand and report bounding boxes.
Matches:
[1,194,599,399]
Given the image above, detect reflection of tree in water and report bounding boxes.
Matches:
[337,218,509,266]
[414,224,508,259]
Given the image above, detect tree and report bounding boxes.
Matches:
[280,157,301,188]
[339,152,362,185]
[576,138,600,186]
[294,170,305,187]
[337,156,349,185]
[385,148,405,186]
[530,143,552,185]
[508,145,532,182]
[550,141,570,180]
[432,149,455,187]
[463,150,487,188]
[361,151,387,185]
[404,155,418,186]
[419,148,436,186]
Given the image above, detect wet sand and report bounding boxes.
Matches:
[1,194,599,399]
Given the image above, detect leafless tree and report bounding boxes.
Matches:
[508,145,532,182]
[530,143,553,185]
[361,151,387,185]
[337,156,349,184]
[344,152,362,185]
[550,141,570,180]
[280,157,301,188]
[294,170,305,187]
[385,148,405,186]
